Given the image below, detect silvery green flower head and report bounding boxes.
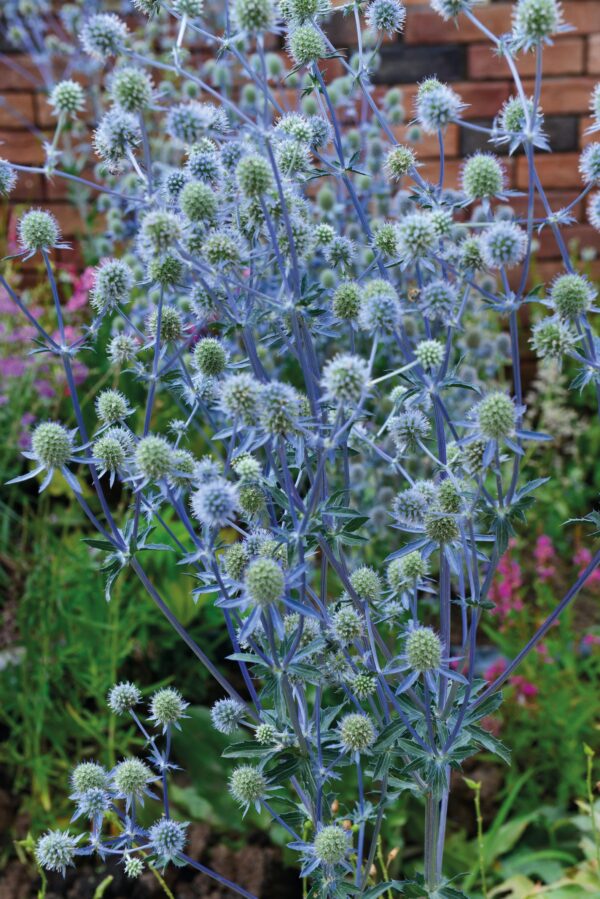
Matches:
[415,78,465,133]
[366,0,407,35]
[93,108,141,171]
[148,687,190,732]
[72,787,111,825]
[337,712,377,755]
[321,352,370,406]
[0,159,17,197]
[580,143,600,184]
[357,279,402,332]
[494,95,548,153]
[396,211,437,265]
[90,258,133,313]
[588,191,600,231]
[420,279,457,324]
[148,818,189,868]
[112,758,158,808]
[530,316,578,361]
[108,681,142,715]
[511,0,566,51]
[168,102,229,146]
[386,623,465,694]
[279,0,331,24]
[481,221,527,269]
[190,478,239,528]
[289,824,352,877]
[210,697,246,734]
[80,13,128,60]
[430,0,476,20]
[8,421,86,494]
[49,79,85,118]
[228,764,270,814]
[36,830,83,875]
[17,209,68,258]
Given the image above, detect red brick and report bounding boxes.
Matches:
[536,223,597,257]
[468,37,584,80]
[9,171,43,202]
[0,92,36,130]
[516,152,583,188]
[521,76,598,115]
[392,123,460,157]
[405,2,600,45]
[0,129,50,165]
[580,116,598,147]
[0,55,42,91]
[590,35,600,75]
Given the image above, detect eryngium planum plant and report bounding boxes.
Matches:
[3,0,600,894]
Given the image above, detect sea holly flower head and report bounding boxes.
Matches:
[148,818,189,866]
[148,688,190,732]
[36,830,82,876]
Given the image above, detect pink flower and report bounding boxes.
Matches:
[534,535,556,582]
[484,659,506,682]
[574,547,600,588]
[583,634,600,648]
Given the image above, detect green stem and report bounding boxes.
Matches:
[584,744,600,872]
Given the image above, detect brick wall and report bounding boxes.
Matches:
[1,2,599,281]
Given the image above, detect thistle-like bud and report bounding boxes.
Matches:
[71,762,109,795]
[180,181,218,223]
[414,339,445,369]
[352,672,377,700]
[18,209,60,252]
[124,855,144,878]
[148,818,188,864]
[530,317,577,358]
[481,221,527,269]
[425,513,459,543]
[233,0,275,31]
[191,478,238,528]
[111,66,153,113]
[366,0,406,33]
[322,353,369,405]
[349,566,382,602]
[49,80,85,117]
[406,626,442,671]
[461,153,504,200]
[222,543,250,580]
[549,272,595,319]
[96,389,130,424]
[211,698,246,734]
[312,826,348,866]
[112,758,154,801]
[135,435,173,481]
[332,281,361,319]
[245,557,285,606]
[80,14,128,59]
[149,688,189,729]
[193,337,228,376]
[476,391,516,440]
[338,712,376,752]
[36,830,78,875]
[236,154,273,198]
[331,606,364,644]
[287,25,327,66]
[32,422,72,468]
[90,258,133,312]
[108,681,142,715]
[0,159,17,197]
[229,765,268,806]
